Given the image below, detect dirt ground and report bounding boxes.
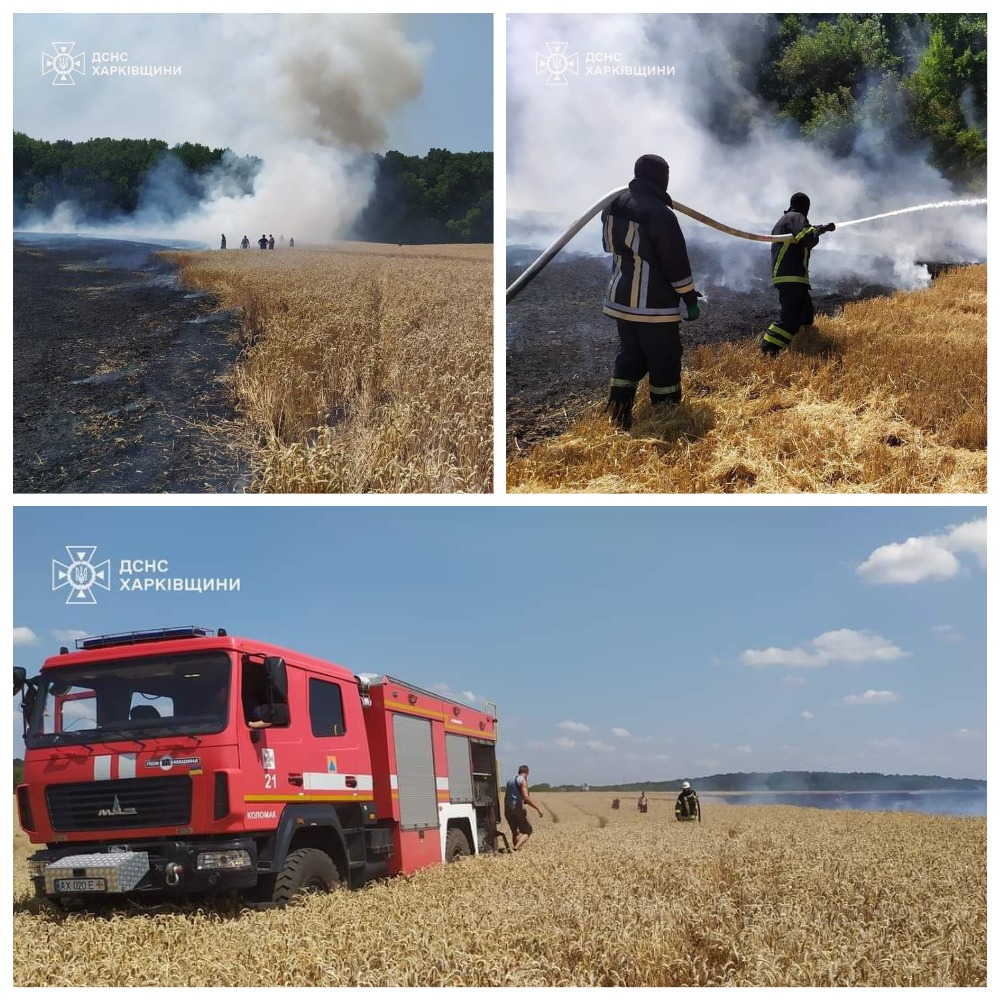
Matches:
[13,237,249,493]
[506,246,905,454]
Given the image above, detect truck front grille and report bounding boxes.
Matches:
[46,776,192,832]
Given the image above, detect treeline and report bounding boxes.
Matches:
[733,13,986,188]
[352,149,492,243]
[533,771,985,793]
[13,133,261,223]
[13,133,493,243]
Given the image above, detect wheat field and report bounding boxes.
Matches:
[161,243,492,493]
[13,792,985,986]
[508,265,986,493]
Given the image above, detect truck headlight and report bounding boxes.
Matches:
[196,850,251,871]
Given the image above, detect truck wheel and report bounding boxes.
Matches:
[445,826,471,862]
[270,848,339,906]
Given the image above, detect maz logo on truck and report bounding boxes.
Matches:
[97,795,138,817]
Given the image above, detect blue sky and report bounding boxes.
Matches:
[13,507,986,783]
[15,13,492,155]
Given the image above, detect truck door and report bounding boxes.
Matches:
[300,673,369,801]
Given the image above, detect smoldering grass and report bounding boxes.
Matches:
[508,265,985,494]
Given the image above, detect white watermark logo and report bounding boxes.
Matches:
[535,42,579,86]
[52,546,111,605]
[534,43,675,84]
[50,546,242,604]
[42,43,85,86]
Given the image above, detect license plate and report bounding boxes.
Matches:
[53,877,107,893]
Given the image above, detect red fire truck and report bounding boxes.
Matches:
[13,627,503,908]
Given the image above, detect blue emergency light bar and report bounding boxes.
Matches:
[75,626,217,651]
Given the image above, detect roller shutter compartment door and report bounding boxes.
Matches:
[393,714,438,829]
[445,734,474,803]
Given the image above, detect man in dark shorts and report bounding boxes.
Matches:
[504,764,542,850]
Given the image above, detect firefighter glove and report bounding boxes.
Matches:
[683,301,700,321]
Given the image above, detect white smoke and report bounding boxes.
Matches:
[20,14,430,245]
[507,14,987,290]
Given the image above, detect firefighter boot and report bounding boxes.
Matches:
[650,383,682,408]
[606,379,638,431]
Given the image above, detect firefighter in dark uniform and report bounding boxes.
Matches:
[761,192,836,354]
[601,154,701,430]
[674,781,700,822]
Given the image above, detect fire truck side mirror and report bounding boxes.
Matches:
[13,667,27,696]
[264,656,288,700]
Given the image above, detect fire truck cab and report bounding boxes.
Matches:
[14,627,502,908]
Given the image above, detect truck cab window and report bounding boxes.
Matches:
[242,657,289,728]
[309,678,346,737]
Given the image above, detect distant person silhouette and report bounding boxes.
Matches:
[268,234,275,250]
[220,234,226,250]
[288,237,295,248]
[241,235,250,249]
[258,234,268,250]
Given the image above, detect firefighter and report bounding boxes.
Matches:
[761,192,836,354]
[504,764,542,851]
[601,154,702,431]
[674,781,701,822]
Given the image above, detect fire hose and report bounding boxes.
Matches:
[506,191,986,304]
[505,187,796,304]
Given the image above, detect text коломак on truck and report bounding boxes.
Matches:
[13,626,503,908]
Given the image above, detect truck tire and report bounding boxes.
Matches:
[445,826,471,862]
[270,848,340,906]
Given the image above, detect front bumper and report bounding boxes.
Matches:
[30,837,259,898]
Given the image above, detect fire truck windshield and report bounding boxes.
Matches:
[24,652,231,748]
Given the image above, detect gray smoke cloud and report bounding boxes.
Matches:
[21,14,430,244]
[507,14,987,291]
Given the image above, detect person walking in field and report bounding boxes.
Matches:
[674,781,701,822]
[288,237,295,248]
[505,764,542,851]
[268,234,275,250]
[601,153,702,431]
[220,234,226,250]
[760,192,836,354]
[258,234,268,250]
[638,791,649,814]
[241,235,250,249]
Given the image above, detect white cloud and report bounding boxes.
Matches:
[931,624,963,643]
[554,737,576,750]
[741,629,908,668]
[951,728,983,741]
[611,727,630,739]
[51,629,88,644]
[526,740,546,750]
[557,720,590,733]
[710,657,722,667]
[843,690,900,706]
[585,740,614,753]
[14,627,38,645]
[857,518,986,584]
[800,710,814,721]
[734,745,752,755]
[431,682,483,706]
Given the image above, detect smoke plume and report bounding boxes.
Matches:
[507,14,987,290]
[18,14,430,244]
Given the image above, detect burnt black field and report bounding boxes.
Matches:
[13,233,248,493]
